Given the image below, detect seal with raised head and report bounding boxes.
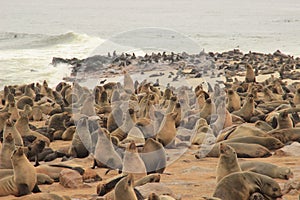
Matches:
[0,147,39,197]
[156,112,178,147]
[216,143,241,183]
[122,141,147,180]
[0,133,15,169]
[113,174,138,200]
[141,138,166,174]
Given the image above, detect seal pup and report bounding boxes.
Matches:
[240,161,293,180]
[216,143,241,183]
[213,171,282,200]
[0,147,39,197]
[141,138,166,174]
[0,133,15,169]
[156,112,178,147]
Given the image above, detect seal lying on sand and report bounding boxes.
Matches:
[213,171,282,200]
[240,161,293,180]
[196,142,272,158]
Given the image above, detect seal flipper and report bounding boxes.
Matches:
[16,183,31,197]
[134,188,144,200]
[31,183,41,193]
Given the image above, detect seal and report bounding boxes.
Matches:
[3,119,23,146]
[68,117,92,158]
[30,105,43,121]
[213,171,282,200]
[0,147,39,197]
[198,142,272,158]
[48,112,71,140]
[216,143,241,183]
[226,89,241,112]
[16,193,71,200]
[26,139,46,166]
[276,110,293,129]
[156,112,178,147]
[16,96,34,109]
[123,69,135,94]
[113,174,138,200]
[0,133,15,169]
[0,112,11,133]
[8,102,19,122]
[216,123,268,142]
[61,126,76,141]
[232,94,255,122]
[141,138,166,174]
[199,98,216,120]
[267,127,300,144]
[92,128,123,171]
[111,108,136,141]
[223,136,284,150]
[245,63,256,83]
[122,141,147,180]
[15,112,50,145]
[240,161,294,180]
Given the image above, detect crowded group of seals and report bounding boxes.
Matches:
[0,49,300,199]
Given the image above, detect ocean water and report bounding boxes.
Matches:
[1,0,300,88]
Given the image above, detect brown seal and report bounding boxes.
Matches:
[245,63,256,83]
[111,108,136,141]
[0,112,11,133]
[122,141,147,180]
[216,143,241,183]
[216,123,268,142]
[226,89,241,112]
[92,128,123,171]
[0,133,15,169]
[232,94,255,122]
[114,174,137,200]
[197,142,271,158]
[156,112,178,147]
[16,96,34,109]
[213,171,282,200]
[240,161,294,180]
[0,147,39,197]
[267,127,300,144]
[15,112,50,145]
[223,136,284,150]
[199,98,216,120]
[141,138,166,174]
[68,118,91,158]
[3,119,23,146]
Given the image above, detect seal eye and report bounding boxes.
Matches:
[273,188,278,192]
